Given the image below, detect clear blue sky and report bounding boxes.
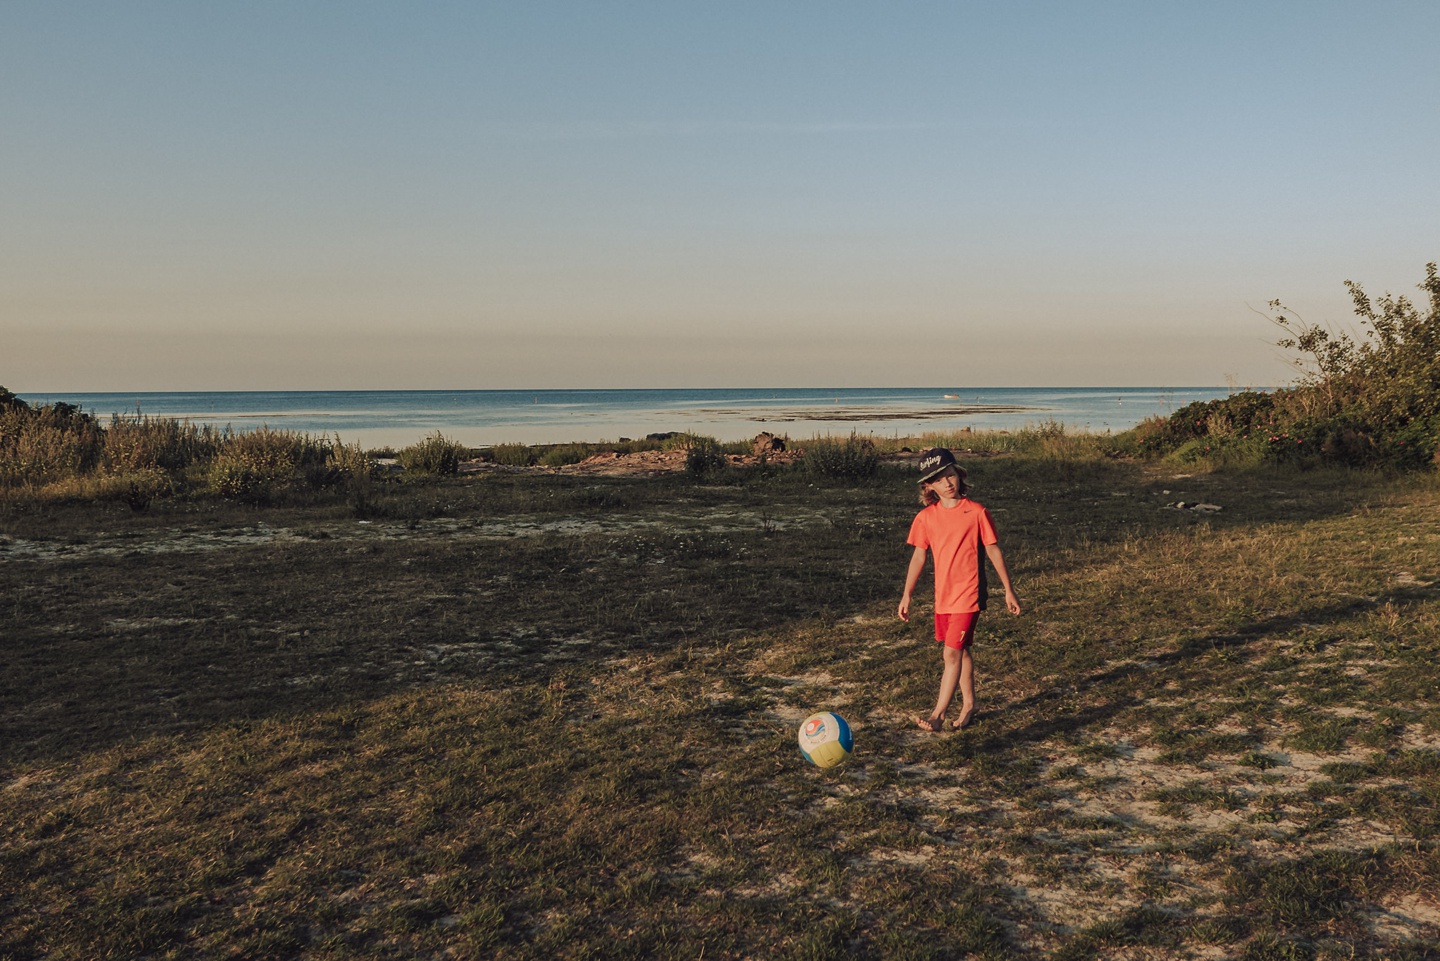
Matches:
[4,1,1438,390]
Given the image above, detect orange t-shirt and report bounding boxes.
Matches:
[907,498,998,613]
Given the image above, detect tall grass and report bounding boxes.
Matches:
[489,443,536,467]
[209,428,340,502]
[684,436,729,477]
[395,432,467,476]
[538,443,593,468]
[0,402,104,487]
[909,420,1108,459]
[103,412,225,476]
[801,432,880,479]
[0,390,400,506]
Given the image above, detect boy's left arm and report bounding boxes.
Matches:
[985,542,1022,615]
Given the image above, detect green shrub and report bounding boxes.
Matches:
[320,437,380,517]
[801,433,880,480]
[209,428,333,502]
[1018,420,1108,461]
[684,436,728,478]
[611,437,666,455]
[325,436,376,479]
[209,459,269,501]
[489,444,534,467]
[1105,415,1168,458]
[538,444,592,468]
[1125,263,1440,469]
[396,432,466,476]
[655,432,744,454]
[119,467,174,511]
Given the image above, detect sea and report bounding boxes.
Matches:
[18,387,1233,450]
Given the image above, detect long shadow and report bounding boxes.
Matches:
[975,582,1439,754]
[0,507,901,770]
[0,463,1424,771]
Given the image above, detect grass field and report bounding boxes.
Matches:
[3,451,1439,959]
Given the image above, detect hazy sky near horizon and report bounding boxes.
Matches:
[4,2,1438,391]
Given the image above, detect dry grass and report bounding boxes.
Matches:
[2,457,1439,959]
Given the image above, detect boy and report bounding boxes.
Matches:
[899,448,1022,731]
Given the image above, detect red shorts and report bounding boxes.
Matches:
[935,611,979,650]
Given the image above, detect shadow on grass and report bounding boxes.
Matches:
[0,462,1425,772]
[978,582,1440,757]
[0,510,901,769]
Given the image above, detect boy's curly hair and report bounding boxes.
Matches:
[918,464,969,506]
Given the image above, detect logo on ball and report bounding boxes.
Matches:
[798,712,853,768]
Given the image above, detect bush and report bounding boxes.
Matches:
[325,436,374,478]
[538,444,592,468]
[802,434,880,480]
[0,399,105,487]
[323,437,380,516]
[209,428,333,502]
[1126,263,1440,469]
[396,432,466,476]
[684,436,728,478]
[119,468,174,511]
[104,412,223,476]
[489,444,534,467]
[0,389,394,505]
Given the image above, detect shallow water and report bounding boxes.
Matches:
[19,386,1231,449]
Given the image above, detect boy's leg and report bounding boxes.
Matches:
[954,649,977,729]
[917,644,962,731]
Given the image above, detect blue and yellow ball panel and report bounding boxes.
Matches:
[798,712,853,768]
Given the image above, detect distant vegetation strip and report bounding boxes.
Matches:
[3,262,1436,505]
[1133,263,1440,471]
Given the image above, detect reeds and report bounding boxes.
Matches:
[0,394,379,505]
[209,428,340,502]
[683,436,728,477]
[395,432,466,476]
[0,401,104,487]
[800,432,879,479]
[104,412,224,475]
[489,443,535,467]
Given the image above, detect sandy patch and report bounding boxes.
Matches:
[0,526,292,561]
[1370,894,1440,942]
[0,505,836,563]
[858,846,939,868]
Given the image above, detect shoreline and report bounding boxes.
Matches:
[692,402,1036,423]
[15,386,1231,450]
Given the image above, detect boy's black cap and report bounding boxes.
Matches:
[917,447,957,483]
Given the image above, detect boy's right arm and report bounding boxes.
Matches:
[898,546,927,621]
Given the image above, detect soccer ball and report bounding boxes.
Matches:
[798,712,853,768]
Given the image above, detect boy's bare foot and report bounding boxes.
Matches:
[952,706,977,730]
[914,715,944,733]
